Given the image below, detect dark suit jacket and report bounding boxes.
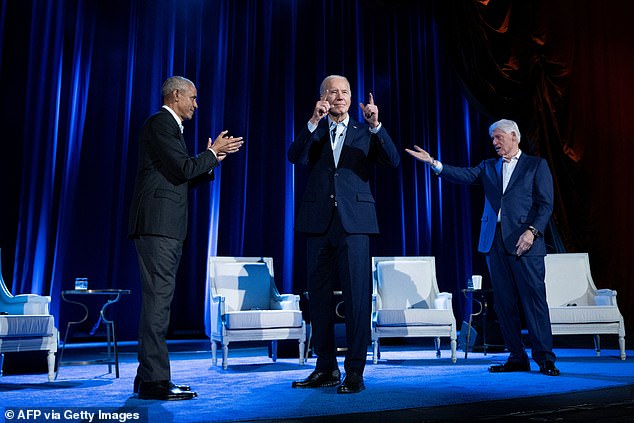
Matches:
[288,118,400,234]
[128,108,218,241]
[440,153,553,255]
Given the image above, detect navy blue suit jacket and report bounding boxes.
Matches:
[440,153,553,255]
[288,118,400,234]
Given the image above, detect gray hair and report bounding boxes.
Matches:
[489,119,521,143]
[161,76,195,99]
[319,75,351,97]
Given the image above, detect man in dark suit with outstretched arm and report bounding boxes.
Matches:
[128,76,243,400]
[405,119,559,376]
[289,75,400,394]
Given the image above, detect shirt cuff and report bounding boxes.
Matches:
[369,122,382,134]
[307,121,318,133]
[207,149,218,175]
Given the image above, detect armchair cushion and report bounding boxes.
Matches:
[375,309,455,327]
[0,315,56,337]
[549,306,624,324]
[224,310,303,330]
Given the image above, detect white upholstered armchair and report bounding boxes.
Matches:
[544,253,626,360]
[371,256,457,364]
[0,250,58,381]
[205,257,306,370]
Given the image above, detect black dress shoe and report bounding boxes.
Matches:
[137,380,197,400]
[292,369,341,388]
[337,372,365,394]
[133,376,193,394]
[488,360,531,373]
[539,360,560,376]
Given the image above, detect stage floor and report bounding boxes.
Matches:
[1,339,633,422]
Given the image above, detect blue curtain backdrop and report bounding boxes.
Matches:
[1,0,495,340]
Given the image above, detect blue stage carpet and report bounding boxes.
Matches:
[1,342,633,422]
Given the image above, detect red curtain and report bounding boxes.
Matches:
[436,0,634,328]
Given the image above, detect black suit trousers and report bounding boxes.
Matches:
[134,235,183,382]
[486,225,555,363]
[306,211,371,375]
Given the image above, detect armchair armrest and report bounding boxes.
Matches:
[209,295,226,335]
[1,294,51,315]
[272,294,300,310]
[434,292,453,310]
[595,289,617,306]
[7,294,51,304]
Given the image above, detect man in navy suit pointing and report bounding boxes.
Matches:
[406,119,560,376]
[289,75,400,393]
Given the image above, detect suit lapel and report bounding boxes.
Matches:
[495,158,503,192]
[318,120,336,167]
[160,108,186,144]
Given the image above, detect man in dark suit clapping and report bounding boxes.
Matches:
[289,75,400,394]
[406,119,559,377]
[129,76,243,400]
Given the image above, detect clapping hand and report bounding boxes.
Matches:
[208,130,244,162]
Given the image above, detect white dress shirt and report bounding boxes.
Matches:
[162,105,184,133]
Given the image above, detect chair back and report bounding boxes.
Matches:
[544,253,598,306]
[209,257,275,312]
[373,257,439,309]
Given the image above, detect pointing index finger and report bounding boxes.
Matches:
[320,89,329,102]
[368,92,374,105]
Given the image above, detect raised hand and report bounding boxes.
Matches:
[404,145,434,165]
[310,90,331,125]
[209,130,244,161]
[359,92,379,128]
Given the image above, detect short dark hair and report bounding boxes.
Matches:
[161,76,194,99]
